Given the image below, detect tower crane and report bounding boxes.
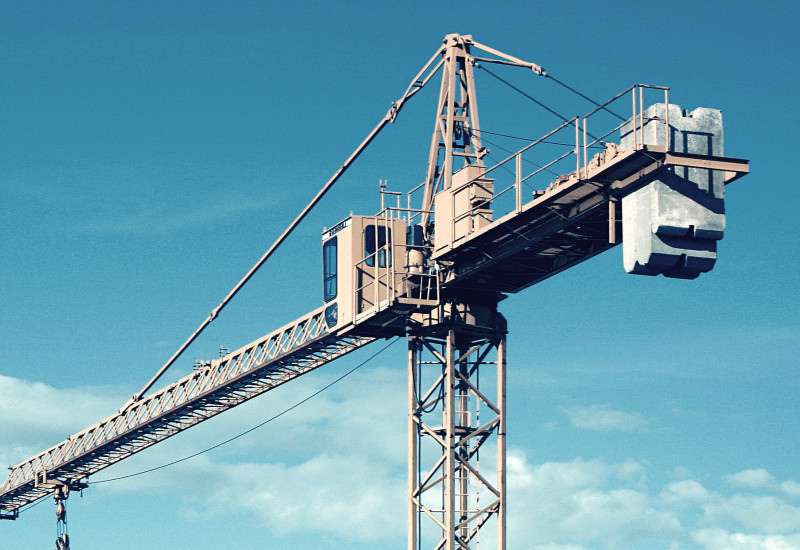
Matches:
[0,34,748,550]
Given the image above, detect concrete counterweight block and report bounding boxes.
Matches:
[621,104,725,279]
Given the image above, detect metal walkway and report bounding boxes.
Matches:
[437,145,749,296]
[0,307,376,512]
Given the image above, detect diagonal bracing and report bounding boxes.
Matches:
[0,307,375,512]
[408,307,508,550]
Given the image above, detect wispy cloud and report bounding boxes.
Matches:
[661,479,711,505]
[0,374,125,467]
[704,494,800,534]
[507,454,677,548]
[74,195,274,237]
[563,404,647,431]
[3,164,287,238]
[728,469,778,490]
[692,528,800,550]
[89,366,408,542]
[508,454,800,549]
[4,373,800,549]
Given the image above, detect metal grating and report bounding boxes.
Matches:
[0,306,375,512]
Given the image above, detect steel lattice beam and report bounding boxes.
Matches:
[0,307,375,512]
[408,304,507,550]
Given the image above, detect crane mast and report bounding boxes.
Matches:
[1,33,748,550]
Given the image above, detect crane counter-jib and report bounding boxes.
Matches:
[434,145,749,296]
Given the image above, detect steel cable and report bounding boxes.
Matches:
[546,74,626,121]
[89,337,400,485]
[477,64,628,142]
[477,64,572,124]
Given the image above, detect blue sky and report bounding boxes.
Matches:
[1,2,798,549]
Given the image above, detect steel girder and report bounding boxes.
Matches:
[0,307,374,512]
[408,307,507,550]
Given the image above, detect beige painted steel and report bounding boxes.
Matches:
[408,343,419,550]
[434,165,494,254]
[322,214,436,334]
[431,85,749,268]
[420,33,545,229]
[497,336,507,548]
[408,304,507,550]
[0,307,375,511]
[0,35,751,550]
[128,41,448,406]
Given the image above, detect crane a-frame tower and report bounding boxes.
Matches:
[0,34,748,549]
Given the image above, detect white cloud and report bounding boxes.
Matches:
[693,528,800,550]
[563,404,647,431]
[704,494,800,534]
[671,466,695,481]
[532,545,588,550]
[91,365,408,479]
[164,452,406,542]
[508,454,679,548]
[783,482,800,499]
[0,374,124,466]
[5,371,800,549]
[89,366,410,542]
[661,480,711,506]
[509,456,800,549]
[728,469,778,490]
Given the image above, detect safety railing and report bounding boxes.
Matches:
[581,84,670,178]
[353,215,398,317]
[351,206,438,325]
[374,197,438,305]
[454,115,581,227]
[446,84,671,231]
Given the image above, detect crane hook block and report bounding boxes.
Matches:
[621,104,725,279]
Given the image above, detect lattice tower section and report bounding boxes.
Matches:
[408,303,507,550]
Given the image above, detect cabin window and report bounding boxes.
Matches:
[323,237,337,302]
[365,225,391,268]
